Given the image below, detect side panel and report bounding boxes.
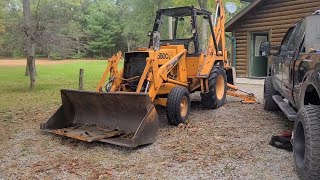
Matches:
[185,56,202,77]
[272,53,285,94]
[282,20,306,104]
[270,55,282,93]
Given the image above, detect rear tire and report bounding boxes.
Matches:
[264,76,280,111]
[294,105,320,180]
[201,66,227,109]
[166,86,191,126]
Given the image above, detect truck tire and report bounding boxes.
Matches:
[294,105,320,180]
[166,86,191,126]
[264,76,280,111]
[201,66,227,109]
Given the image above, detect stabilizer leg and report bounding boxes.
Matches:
[227,83,257,103]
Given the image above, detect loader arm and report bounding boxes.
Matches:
[96,51,123,92]
[136,49,188,101]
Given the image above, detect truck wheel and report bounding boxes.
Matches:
[166,86,191,126]
[264,76,280,111]
[294,105,320,180]
[201,66,227,109]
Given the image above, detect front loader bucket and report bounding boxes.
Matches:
[40,90,159,148]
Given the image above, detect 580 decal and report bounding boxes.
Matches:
[158,53,170,59]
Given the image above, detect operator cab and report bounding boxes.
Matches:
[149,6,215,56]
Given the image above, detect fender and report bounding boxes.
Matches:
[299,67,320,109]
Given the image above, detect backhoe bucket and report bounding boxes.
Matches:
[40,90,159,148]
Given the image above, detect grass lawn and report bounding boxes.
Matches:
[0,60,120,112]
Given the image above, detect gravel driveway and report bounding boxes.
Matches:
[0,84,298,179]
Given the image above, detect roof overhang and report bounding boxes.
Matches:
[225,0,264,32]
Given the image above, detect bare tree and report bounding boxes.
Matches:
[19,0,80,85]
[198,0,208,52]
[23,0,36,89]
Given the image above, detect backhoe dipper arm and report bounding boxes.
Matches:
[199,0,227,77]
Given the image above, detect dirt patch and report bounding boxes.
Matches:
[0,84,298,179]
[0,59,103,67]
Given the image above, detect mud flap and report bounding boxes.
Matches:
[40,90,159,148]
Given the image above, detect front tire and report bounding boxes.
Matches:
[294,105,320,180]
[264,76,280,111]
[166,86,191,126]
[201,66,227,109]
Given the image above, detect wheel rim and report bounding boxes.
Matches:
[216,75,225,100]
[294,121,305,167]
[180,96,188,117]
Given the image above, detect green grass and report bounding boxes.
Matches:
[0,61,122,112]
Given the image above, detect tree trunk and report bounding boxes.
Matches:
[23,0,36,89]
[127,38,131,52]
[199,0,208,53]
[76,37,81,54]
[25,64,29,76]
[127,42,131,52]
[27,41,36,89]
[202,17,208,53]
[156,0,162,9]
[25,55,37,76]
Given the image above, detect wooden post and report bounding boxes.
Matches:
[79,69,84,90]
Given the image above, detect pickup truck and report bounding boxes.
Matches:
[261,11,320,179]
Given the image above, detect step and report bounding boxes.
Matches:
[272,95,298,122]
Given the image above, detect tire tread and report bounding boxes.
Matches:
[264,76,280,111]
[201,66,227,109]
[166,86,190,126]
[294,105,320,180]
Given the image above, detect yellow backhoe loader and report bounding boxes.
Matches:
[41,0,256,148]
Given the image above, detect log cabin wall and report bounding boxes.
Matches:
[226,0,320,77]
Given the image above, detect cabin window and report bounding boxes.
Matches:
[159,15,193,40]
[255,36,268,56]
